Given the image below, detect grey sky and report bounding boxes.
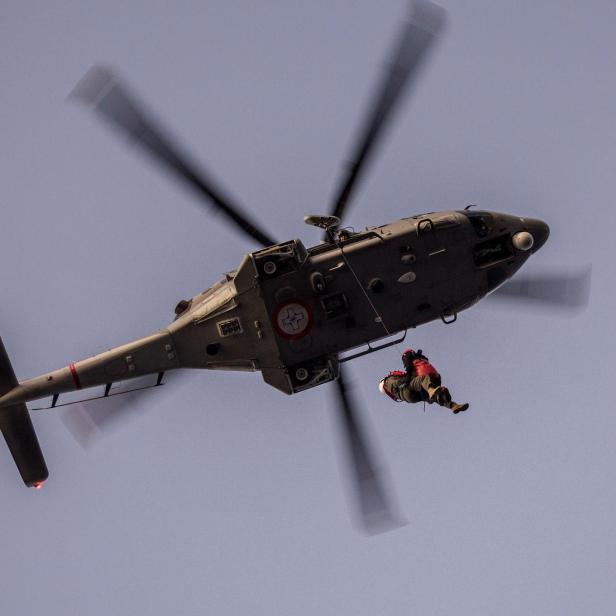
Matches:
[1,1,615,614]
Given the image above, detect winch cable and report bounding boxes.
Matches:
[337,240,406,358]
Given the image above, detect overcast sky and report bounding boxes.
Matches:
[1,1,615,614]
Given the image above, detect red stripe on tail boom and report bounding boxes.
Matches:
[68,363,82,390]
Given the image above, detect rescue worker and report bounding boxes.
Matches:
[379,349,469,414]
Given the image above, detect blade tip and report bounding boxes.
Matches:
[68,64,117,105]
[411,0,447,35]
[361,512,408,535]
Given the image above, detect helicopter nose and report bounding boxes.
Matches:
[524,218,550,252]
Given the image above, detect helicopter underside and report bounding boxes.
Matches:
[167,208,545,395]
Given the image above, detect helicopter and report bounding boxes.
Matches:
[0,1,589,533]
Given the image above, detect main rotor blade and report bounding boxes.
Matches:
[489,267,592,311]
[328,1,445,224]
[333,370,404,534]
[70,66,276,247]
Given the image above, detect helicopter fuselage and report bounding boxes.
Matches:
[0,208,548,407]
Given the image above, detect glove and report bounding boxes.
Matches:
[401,350,415,371]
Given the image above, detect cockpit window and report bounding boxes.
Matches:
[473,234,513,267]
[461,211,493,238]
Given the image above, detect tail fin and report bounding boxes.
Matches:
[0,338,48,487]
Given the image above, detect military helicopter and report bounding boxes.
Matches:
[0,1,589,533]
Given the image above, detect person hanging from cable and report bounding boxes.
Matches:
[379,349,469,414]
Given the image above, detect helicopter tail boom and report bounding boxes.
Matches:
[0,330,181,410]
[0,338,48,487]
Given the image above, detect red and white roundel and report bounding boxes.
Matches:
[273,300,313,340]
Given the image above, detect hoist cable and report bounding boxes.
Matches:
[337,241,406,357]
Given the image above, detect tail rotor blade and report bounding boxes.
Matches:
[70,65,276,247]
[61,392,143,449]
[328,1,445,225]
[61,371,192,449]
[333,370,404,534]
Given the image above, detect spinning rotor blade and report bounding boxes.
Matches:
[71,66,276,247]
[489,267,592,310]
[62,395,140,449]
[333,370,404,534]
[61,371,191,449]
[328,0,445,224]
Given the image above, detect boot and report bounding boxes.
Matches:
[450,402,469,414]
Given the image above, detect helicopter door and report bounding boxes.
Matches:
[415,215,462,270]
[413,214,466,310]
